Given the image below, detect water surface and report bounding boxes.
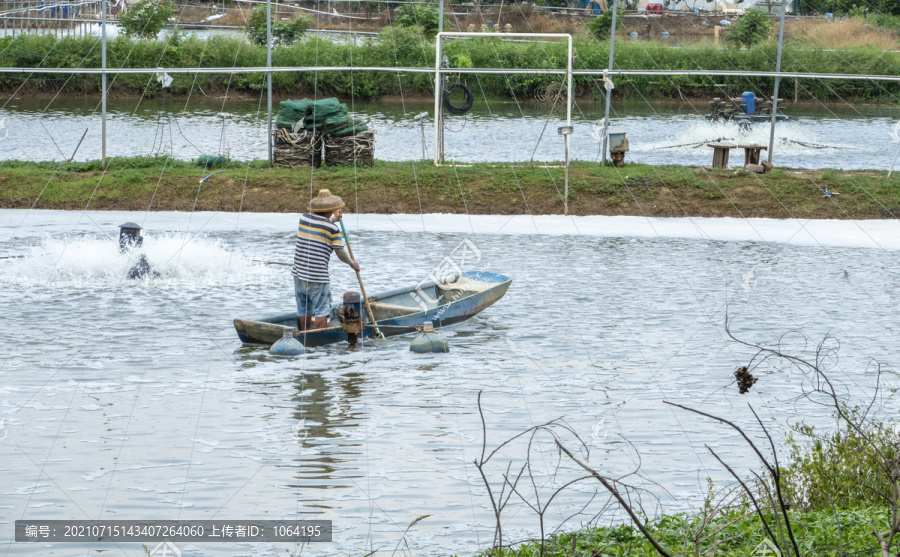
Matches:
[1,98,898,170]
[1,210,898,556]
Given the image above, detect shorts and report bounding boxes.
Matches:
[294,277,332,318]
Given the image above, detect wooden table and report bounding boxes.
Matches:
[738,144,767,165]
[707,142,737,168]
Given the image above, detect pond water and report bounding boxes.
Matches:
[1,209,899,556]
[1,96,898,170]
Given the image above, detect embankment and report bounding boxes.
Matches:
[2,158,898,218]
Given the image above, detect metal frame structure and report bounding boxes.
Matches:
[433,32,573,167]
[4,66,896,80]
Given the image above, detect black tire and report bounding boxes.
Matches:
[443,83,474,115]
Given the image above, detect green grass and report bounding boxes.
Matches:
[2,156,900,218]
[464,507,899,557]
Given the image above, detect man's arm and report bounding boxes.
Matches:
[334,247,360,272]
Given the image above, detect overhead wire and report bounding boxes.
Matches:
[579,12,900,383]
[530,3,898,505]
[3,2,900,551]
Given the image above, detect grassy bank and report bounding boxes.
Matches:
[2,157,899,218]
[3,30,900,101]
[465,507,898,556]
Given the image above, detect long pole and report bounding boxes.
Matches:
[433,33,442,165]
[564,35,572,215]
[889,145,900,178]
[437,1,444,162]
[768,0,786,164]
[338,217,383,339]
[420,120,426,159]
[601,0,617,166]
[266,0,273,166]
[101,0,106,166]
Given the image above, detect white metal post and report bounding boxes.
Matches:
[433,35,442,165]
[434,32,573,167]
[564,36,573,215]
[101,0,107,166]
[266,0,273,166]
[437,0,445,163]
[768,0,786,164]
[602,0,617,166]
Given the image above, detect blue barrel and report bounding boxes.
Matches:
[741,91,755,115]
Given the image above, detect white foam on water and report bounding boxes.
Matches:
[340,214,900,250]
[5,210,900,250]
[643,119,853,156]
[0,231,279,287]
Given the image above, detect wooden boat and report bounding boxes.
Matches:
[233,271,512,348]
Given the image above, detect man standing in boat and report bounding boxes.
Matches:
[292,189,360,331]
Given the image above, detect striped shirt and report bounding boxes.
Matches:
[291,213,345,283]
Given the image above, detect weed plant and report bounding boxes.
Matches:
[3,31,900,101]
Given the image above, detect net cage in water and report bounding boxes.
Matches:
[324,132,375,167]
[273,128,323,168]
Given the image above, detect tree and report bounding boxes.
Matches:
[117,0,174,40]
[723,9,772,48]
[245,6,309,47]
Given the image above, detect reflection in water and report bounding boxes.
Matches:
[288,368,366,492]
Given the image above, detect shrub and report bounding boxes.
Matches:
[723,9,772,48]
[393,4,447,37]
[780,412,900,512]
[117,0,174,40]
[586,10,623,41]
[245,6,309,46]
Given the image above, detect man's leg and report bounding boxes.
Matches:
[311,281,333,332]
[295,277,314,331]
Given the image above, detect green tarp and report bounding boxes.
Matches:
[276,98,366,137]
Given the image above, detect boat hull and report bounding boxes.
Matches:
[234,271,512,347]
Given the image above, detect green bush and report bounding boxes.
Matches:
[392,4,447,37]
[586,10,623,41]
[4,32,900,101]
[723,9,772,48]
[780,413,899,512]
[117,0,174,40]
[245,6,309,46]
[868,12,900,31]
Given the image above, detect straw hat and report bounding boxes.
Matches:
[308,189,345,213]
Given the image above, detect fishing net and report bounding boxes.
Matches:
[277,99,311,123]
[331,119,369,137]
[196,154,230,166]
[275,98,373,164]
[324,131,374,167]
[273,128,323,168]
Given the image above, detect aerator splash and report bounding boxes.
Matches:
[706,91,791,124]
